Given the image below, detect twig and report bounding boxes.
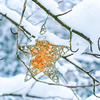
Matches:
[20,28,32,41]
[19,46,29,53]
[56,9,72,17]
[34,17,50,26]
[65,52,100,58]
[26,12,34,20]
[62,57,100,83]
[17,53,100,89]
[69,30,79,52]
[65,53,74,57]
[88,69,94,73]
[0,13,35,38]
[98,37,100,51]
[32,0,92,50]
[16,0,27,56]
[10,28,17,35]
[83,52,100,58]
[58,0,63,4]
[26,75,44,94]
[58,71,80,100]
[1,94,72,99]
[93,80,100,98]
[16,0,27,34]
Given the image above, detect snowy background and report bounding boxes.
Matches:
[0,0,100,100]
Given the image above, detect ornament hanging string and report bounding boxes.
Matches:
[40,9,50,35]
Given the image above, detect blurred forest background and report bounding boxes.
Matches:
[0,0,100,99]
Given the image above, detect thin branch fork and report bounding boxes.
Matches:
[56,9,72,17]
[1,94,73,99]
[16,51,100,89]
[32,0,92,50]
[93,80,100,98]
[62,57,100,83]
[0,13,35,38]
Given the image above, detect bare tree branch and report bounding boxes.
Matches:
[98,37,100,51]
[56,9,72,17]
[0,13,35,38]
[93,80,100,98]
[58,0,63,4]
[31,0,92,51]
[26,12,34,20]
[62,57,100,83]
[16,54,100,89]
[83,52,100,58]
[1,94,72,100]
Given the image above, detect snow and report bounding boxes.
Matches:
[59,0,100,54]
[1,0,100,55]
[0,4,40,37]
[38,0,62,15]
[0,74,35,95]
[95,71,100,77]
[0,74,81,100]
[0,3,70,47]
[0,0,100,99]
[32,0,100,55]
[72,54,100,63]
[86,93,100,100]
[7,0,35,16]
[0,0,100,55]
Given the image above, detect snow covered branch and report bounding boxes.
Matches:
[31,0,92,51]
[0,12,35,38]
[2,94,71,99]
[1,0,100,99]
[62,57,100,83]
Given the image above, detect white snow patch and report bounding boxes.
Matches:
[38,0,62,15]
[86,93,100,100]
[59,0,100,54]
[95,71,100,77]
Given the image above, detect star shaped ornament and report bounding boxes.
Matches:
[20,25,69,84]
